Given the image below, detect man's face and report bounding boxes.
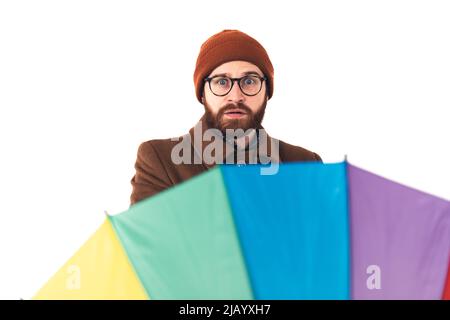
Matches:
[202,60,268,134]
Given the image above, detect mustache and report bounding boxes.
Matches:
[218,102,252,117]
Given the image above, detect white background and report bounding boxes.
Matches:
[0,1,449,299]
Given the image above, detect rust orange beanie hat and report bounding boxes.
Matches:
[193,29,274,104]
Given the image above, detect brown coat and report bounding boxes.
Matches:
[130,115,322,206]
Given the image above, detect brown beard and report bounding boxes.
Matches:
[203,99,267,135]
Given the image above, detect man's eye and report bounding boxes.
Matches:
[244,77,255,85]
[218,78,229,86]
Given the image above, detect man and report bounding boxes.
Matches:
[130,29,322,206]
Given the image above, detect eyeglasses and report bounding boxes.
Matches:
[204,75,267,97]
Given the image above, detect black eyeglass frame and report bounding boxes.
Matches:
[203,75,267,97]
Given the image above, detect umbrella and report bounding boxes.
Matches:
[34,161,450,299]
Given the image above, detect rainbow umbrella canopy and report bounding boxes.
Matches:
[34,161,450,300]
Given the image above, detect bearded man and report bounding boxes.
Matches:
[130,29,322,206]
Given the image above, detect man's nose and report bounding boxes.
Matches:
[227,80,245,103]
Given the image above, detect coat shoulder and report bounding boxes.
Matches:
[278,139,322,163]
[138,136,184,160]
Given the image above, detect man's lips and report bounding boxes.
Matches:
[223,109,248,119]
